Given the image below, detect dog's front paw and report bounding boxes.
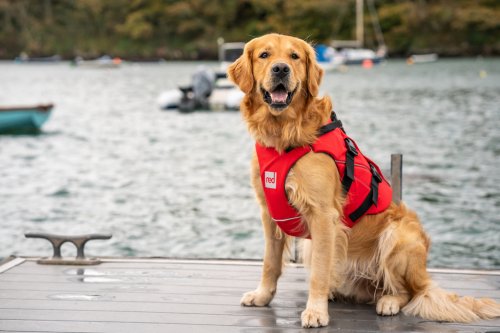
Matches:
[376,295,401,316]
[301,307,329,328]
[240,289,274,307]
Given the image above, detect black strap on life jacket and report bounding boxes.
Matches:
[349,164,382,222]
[317,111,384,222]
[342,138,357,193]
[286,113,343,152]
[318,111,356,194]
[318,111,343,135]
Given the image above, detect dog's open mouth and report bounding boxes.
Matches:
[261,84,297,110]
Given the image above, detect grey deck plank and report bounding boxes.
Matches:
[7,259,286,274]
[0,258,499,333]
[0,307,396,325]
[5,289,497,310]
[0,275,307,290]
[2,272,497,293]
[1,318,499,333]
[0,269,500,290]
[1,280,497,302]
[1,303,499,328]
[0,320,382,333]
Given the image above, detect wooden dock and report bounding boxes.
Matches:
[1,257,499,332]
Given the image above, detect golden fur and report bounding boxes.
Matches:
[228,33,500,328]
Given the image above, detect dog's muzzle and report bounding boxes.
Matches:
[261,63,297,110]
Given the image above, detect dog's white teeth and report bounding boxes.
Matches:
[271,91,287,103]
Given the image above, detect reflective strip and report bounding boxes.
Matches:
[272,216,302,223]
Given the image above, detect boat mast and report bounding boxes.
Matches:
[367,0,387,55]
[356,0,364,48]
[332,0,363,48]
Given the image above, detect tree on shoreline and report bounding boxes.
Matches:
[0,0,498,60]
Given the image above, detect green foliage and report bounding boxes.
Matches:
[0,0,498,59]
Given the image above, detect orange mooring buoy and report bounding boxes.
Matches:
[362,59,374,69]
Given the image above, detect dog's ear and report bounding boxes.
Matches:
[305,43,323,97]
[227,43,254,94]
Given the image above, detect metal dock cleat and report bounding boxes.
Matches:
[24,232,112,265]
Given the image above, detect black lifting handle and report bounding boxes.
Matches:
[25,233,112,265]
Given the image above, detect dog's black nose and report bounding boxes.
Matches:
[271,63,290,78]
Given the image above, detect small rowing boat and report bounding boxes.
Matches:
[407,53,439,65]
[0,104,53,134]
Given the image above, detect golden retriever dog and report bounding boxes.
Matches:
[227,33,500,328]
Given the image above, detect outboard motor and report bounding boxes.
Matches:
[179,66,216,112]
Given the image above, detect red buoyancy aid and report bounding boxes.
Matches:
[256,113,392,238]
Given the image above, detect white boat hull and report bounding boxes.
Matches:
[157,87,243,111]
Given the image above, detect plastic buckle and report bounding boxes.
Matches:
[370,164,382,183]
[345,138,358,156]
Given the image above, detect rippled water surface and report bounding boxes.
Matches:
[0,59,499,268]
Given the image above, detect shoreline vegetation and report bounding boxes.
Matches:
[0,0,499,61]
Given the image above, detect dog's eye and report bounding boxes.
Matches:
[291,53,299,60]
[259,52,269,59]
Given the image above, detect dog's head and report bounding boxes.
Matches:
[228,34,323,116]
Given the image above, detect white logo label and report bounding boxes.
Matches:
[265,171,277,189]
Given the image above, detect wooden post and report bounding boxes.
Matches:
[391,154,403,203]
[293,238,300,264]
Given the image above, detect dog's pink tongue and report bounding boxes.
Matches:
[271,90,287,103]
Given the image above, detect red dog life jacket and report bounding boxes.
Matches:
[256,113,392,238]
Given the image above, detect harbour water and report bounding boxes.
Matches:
[0,59,499,269]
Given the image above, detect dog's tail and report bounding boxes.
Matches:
[402,282,500,323]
